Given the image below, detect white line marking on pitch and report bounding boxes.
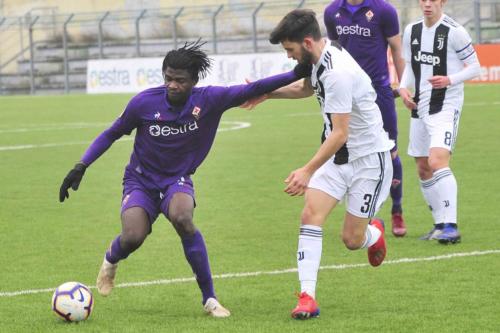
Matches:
[1,249,498,297]
[0,123,110,133]
[0,121,251,151]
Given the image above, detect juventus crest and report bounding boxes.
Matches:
[437,34,446,50]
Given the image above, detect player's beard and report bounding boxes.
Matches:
[299,46,313,65]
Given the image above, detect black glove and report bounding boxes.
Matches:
[293,63,313,78]
[59,162,87,202]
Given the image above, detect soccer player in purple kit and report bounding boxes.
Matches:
[59,40,311,317]
[324,0,408,237]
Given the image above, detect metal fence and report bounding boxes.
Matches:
[0,0,499,94]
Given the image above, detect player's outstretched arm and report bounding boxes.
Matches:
[59,162,87,202]
[59,96,140,202]
[269,78,314,99]
[239,78,269,110]
[240,78,314,110]
[225,63,312,110]
[59,117,135,202]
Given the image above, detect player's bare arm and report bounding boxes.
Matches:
[240,67,313,110]
[387,34,405,83]
[240,78,314,110]
[399,61,417,110]
[269,78,314,99]
[284,113,349,196]
[399,87,417,110]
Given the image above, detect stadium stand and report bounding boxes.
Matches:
[0,0,499,94]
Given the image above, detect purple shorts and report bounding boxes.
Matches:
[374,85,398,151]
[121,172,195,224]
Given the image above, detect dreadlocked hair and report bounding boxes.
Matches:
[162,39,212,83]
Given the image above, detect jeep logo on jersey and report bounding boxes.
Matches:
[336,24,371,37]
[149,121,199,137]
[414,51,441,66]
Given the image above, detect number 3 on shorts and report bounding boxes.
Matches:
[360,193,373,214]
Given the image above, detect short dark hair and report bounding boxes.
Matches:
[269,9,322,45]
[162,39,212,83]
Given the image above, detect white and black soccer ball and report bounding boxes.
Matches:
[51,281,93,322]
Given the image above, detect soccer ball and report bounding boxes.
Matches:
[51,281,93,322]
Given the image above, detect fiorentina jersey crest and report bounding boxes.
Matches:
[365,10,374,22]
[192,106,201,119]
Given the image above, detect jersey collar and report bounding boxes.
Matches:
[314,38,331,69]
[341,0,372,9]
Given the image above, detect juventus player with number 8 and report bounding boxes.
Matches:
[399,0,480,244]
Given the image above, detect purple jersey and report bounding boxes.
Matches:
[324,0,400,87]
[81,71,298,190]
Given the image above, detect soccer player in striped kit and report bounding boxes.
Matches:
[323,0,407,237]
[266,9,393,319]
[399,0,480,243]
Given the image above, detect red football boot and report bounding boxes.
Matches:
[291,292,320,320]
[391,212,407,237]
[368,218,386,267]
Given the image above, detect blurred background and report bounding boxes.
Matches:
[0,0,499,95]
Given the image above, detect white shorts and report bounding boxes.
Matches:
[308,151,393,219]
[408,107,461,157]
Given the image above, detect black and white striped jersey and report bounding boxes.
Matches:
[310,40,394,164]
[402,14,478,118]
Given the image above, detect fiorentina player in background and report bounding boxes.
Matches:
[59,40,311,317]
[324,0,408,237]
[399,0,480,243]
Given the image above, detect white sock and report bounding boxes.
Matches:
[361,224,382,249]
[432,167,457,224]
[420,177,441,224]
[297,225,322,299]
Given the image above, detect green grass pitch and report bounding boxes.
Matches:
[0,84,499,332]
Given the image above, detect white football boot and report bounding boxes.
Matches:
[96,257,118,296]
[203,298,231,318]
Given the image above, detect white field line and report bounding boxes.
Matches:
[0,123,110,133]
[0,121,251,152]
[1,249,498,298]
[216,121,251,132]
[0,138,133,151]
